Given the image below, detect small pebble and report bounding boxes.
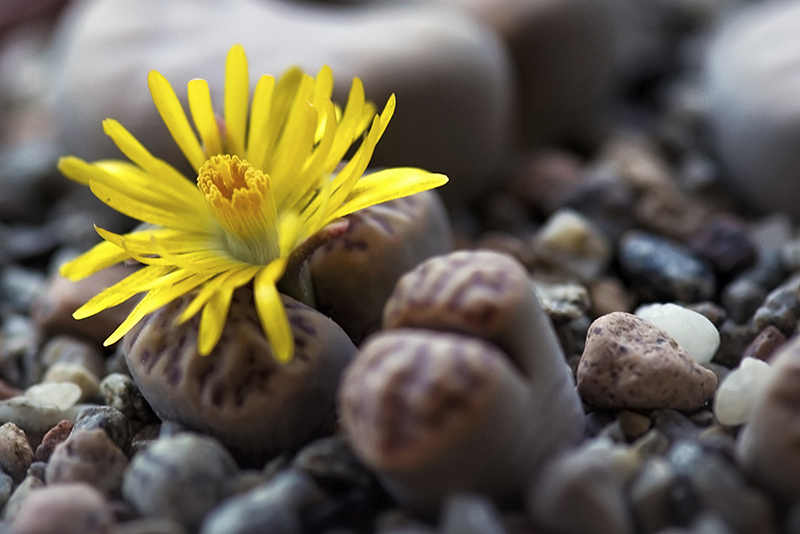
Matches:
[24,382,81,411]
[98,373,156,423]
[619,231,716,303]
[721,278,766,324]
[753,281,800,334]
[528,439,635,534]
[123,433,238,532]
[38,335,105,381]
[630,456,676,534]
[714,357,773,427]
[199,469,324,534]
[618,411,652,441]
[635,302,720,364]
[714,320,758,368]
[532,279,591,323]
[113,517,189,534]
[3,476,44,522]
[439,494,507,534]
[589,277,634,317]
[42,362,99,401]
[578,312,718,410]
[688,214,757,276]
[0,422,33,483]
[33,419,73,462]
[10,482,114,534]
[531,208,612,281]
[0,471,13,509]
[72,406,132,454]
[292,437,373,495]
[742,325,786,362]
[46,429,128,496]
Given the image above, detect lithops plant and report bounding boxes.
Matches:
[309,190,452,344]
[124,288,356,465]
[341,250,584,508]
[340,329,558,509]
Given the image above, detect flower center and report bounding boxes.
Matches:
[198,155,280,265]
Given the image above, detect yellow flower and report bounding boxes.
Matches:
[58,45,448,363]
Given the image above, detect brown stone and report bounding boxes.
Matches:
[10,482,114,534]
[46,429,128,496]
[34,420,73,463]
[742,325,787,363]
[577,312,718,410]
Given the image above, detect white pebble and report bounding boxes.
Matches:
[635,303,720,364]
[24,382,82,411]
[714,357,773,426]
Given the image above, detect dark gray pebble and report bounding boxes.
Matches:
[200,469,324,534]
[440,494,507,534]
[688,215,757,276]
[123,433,238,532]
[292,437,373,495]
[619,231,716,303]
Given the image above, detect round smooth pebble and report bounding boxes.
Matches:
[24,382,81,411]
[10,482,114,534]
[714,357,773,427]
[73,406,132,454]
[635,302,720,364]
[42,362,100,401]
[577,312,718,411]
[123,433,239,532]
[46,429,128,496]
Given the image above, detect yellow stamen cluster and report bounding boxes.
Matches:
[198,155,280,265]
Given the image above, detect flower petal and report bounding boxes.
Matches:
[148,70,207,171]
[59,240,129,281]
[178,266,259,324]
[73,265,175,319]
[326,168,449,223]
[103,270,216,346]
[198,286,235,356]
[254,260,292,363]
[246,74,276,170]
[224,44,249,158]
[188,78,223,157]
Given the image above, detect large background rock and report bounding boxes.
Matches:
[50,0,513,204]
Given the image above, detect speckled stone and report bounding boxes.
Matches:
[9,482,114,534]
[98,373,156,423]
[577,312,718,410]
[46,429,128,496]
[0,423,33,483]
[619,231,716,303]
[309,191,452,345]
[124,289,356,465]
[753,280,800,335]
[123,433,238,532]
[73,406,131,455]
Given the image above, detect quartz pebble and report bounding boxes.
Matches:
[23,382,80,411]
[0,422,33,483]
[10,482,114,534]
[123,434,238,532]
[737,337,800,501]
[38,335,105,380]
[578,312,718,410]
[46,429,128,496]
[619,231,716,303]
[635,302,720,364]
[714,357,772,427]
[42,362,99,401]
[0,397,82,444]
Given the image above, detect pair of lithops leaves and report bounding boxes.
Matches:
[123,191,451,465]
[339,248,585,510]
